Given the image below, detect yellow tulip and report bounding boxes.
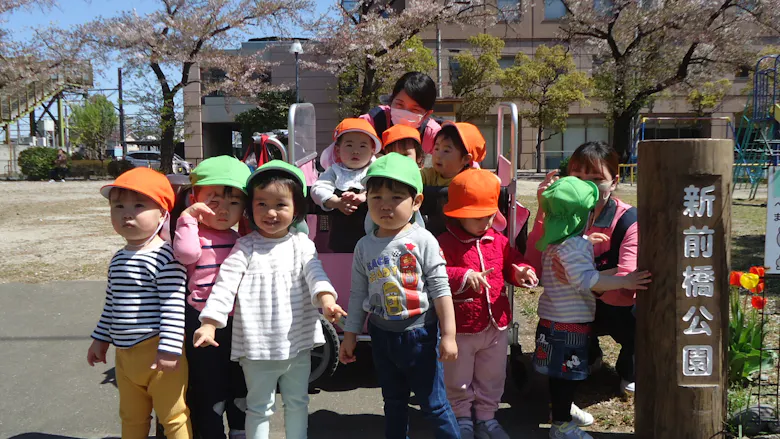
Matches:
[740,273,760,290]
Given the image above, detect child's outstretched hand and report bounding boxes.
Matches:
[513,264,539,288]
[193,324,219,348]
[624,270,653,290]
[151,352,180,372]
[537,170,559,205]
[87,339,109,366]
[330,196,358,215]
[439,334,458,362]
[465,268,494,292]
[339,333,357,364]
[319,292,347,324]
[341,191,366,206]
[586,233,610,245]
[181,198,216,223]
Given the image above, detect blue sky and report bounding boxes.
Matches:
[7,0,331,115]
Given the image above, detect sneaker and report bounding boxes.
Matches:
[458,418,475,439]
[60,179,65,182]
[549,421,594,439]
[475,419,510,439]
[570,404,594,427]
[620,379,635,394]
[48,179,55,183]
[229,430,246,439]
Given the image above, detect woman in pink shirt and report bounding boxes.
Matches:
[526,141,638,397]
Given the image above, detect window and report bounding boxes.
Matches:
[544,0,566,20]
[497,0,521,22]
[449,57,462,84]
[543,118,609,169]
[498,55,515,70]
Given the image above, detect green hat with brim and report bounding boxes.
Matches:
[536,176,599,252]
[360,152,423,195]
[190,155,252,194]
[247,160,307,197]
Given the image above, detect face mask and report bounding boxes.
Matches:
[390,108,424,128]
[596,180,613,201]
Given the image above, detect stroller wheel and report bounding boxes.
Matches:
[509,343,528,392]
[310,315,340,386]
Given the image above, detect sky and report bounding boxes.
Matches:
[6,0,331,120]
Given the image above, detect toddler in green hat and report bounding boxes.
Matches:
[171,155,251,439]
[533,176,651,439]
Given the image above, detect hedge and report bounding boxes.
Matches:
[18,147,58,180]
[107,160,135,178]
[69,160,109,178]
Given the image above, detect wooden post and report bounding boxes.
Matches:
[635,139,731,439]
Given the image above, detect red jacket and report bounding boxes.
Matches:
[438,225,532,334]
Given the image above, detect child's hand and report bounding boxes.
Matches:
[151,352,180,372]
[329,196,358,215]
[623,270,652,290]
[87,339,110,366]
[341,191,366,206]
[537,170,559,205]
[465,268,494,292]
[586,233,610,245]
[439,334,458,362]
[319,292,348,324]
[181,200,216,223]
[513,264,539,288]
[339,333,358,364]
[193,324,219,348]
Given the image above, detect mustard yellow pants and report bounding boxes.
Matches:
[115,337,192,439]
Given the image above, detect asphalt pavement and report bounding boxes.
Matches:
[0,281,633,439]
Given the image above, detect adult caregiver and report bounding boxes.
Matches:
[526,141,639,395]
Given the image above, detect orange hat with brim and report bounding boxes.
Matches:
[334,118,382,154]
[100,167,176,212]
[441,121,486,163]
[382,124,421,149]
[443,169,507,230]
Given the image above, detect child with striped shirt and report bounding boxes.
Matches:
[193,161,346,439]
[87,167,191,439]
[173,156,250,439]
[533,176,650,439]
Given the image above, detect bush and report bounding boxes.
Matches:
[18,147,58,180]
[69,160,109,178]
[70,151,86,160]
[729,287,776,386]
[107,160,135,178]
[558,156,570,176]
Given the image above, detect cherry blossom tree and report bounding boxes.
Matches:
[314,0,500,116]
[559,0,759,160]
[80,0,311,173]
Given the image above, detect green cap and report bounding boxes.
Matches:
[361,152,423,195]
[190,155,252,194]
[536,176,599,251]
[247,160,307,197]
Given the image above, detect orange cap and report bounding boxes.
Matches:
[382,124,421,149]
[442,121,486,163]
[334,118,382,154]
[443,169,506,231]
[100,167,175,212]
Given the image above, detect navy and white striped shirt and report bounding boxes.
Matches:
[91,243,187,355]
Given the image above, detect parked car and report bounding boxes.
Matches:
[125,151,192,174]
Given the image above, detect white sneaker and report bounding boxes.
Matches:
[48,179,55,183]
[549,421,594,439]
[60,179,65,182]
[620,379,635,394]
[570,404,594,427]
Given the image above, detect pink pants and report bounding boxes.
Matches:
[443,325,508,420]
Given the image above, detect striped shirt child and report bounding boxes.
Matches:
[91,242,187,355]
[537,236,600,324]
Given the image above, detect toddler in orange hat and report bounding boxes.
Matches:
[422,121,486,186]
[380,124,425,168]
[312,118,382,252]
[86,167,192,438]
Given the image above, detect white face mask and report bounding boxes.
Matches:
[390,108,424,128]
[596,180,614,202]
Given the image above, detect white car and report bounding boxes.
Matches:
[125,151,192,174]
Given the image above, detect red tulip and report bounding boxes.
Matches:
[752,296,768,310]
[750,266,766,278]
[730,271,744,287]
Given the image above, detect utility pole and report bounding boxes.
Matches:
[118,68,127,158]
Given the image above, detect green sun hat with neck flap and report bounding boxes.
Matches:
[246,160,309,234]
[189,155,252,194]
[536,176,599,252]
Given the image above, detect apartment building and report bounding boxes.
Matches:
[184,1,755,170]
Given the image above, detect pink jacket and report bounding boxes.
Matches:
[526,197,638,307]
[173,216,240,312]
[438,225,532,334]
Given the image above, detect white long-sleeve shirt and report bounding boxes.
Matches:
[310,163,370,210]
[199,231,336,361]
[91,243,187,355]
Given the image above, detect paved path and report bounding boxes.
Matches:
[0,281,633,439]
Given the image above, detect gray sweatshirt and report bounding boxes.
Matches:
[345,223,452,333]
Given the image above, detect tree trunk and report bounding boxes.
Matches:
[612,112,635,163]
[358,62,376,115]
[160,95,176,174]
[536,124,544,173]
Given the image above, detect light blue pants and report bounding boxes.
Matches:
[239,351,311,439]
